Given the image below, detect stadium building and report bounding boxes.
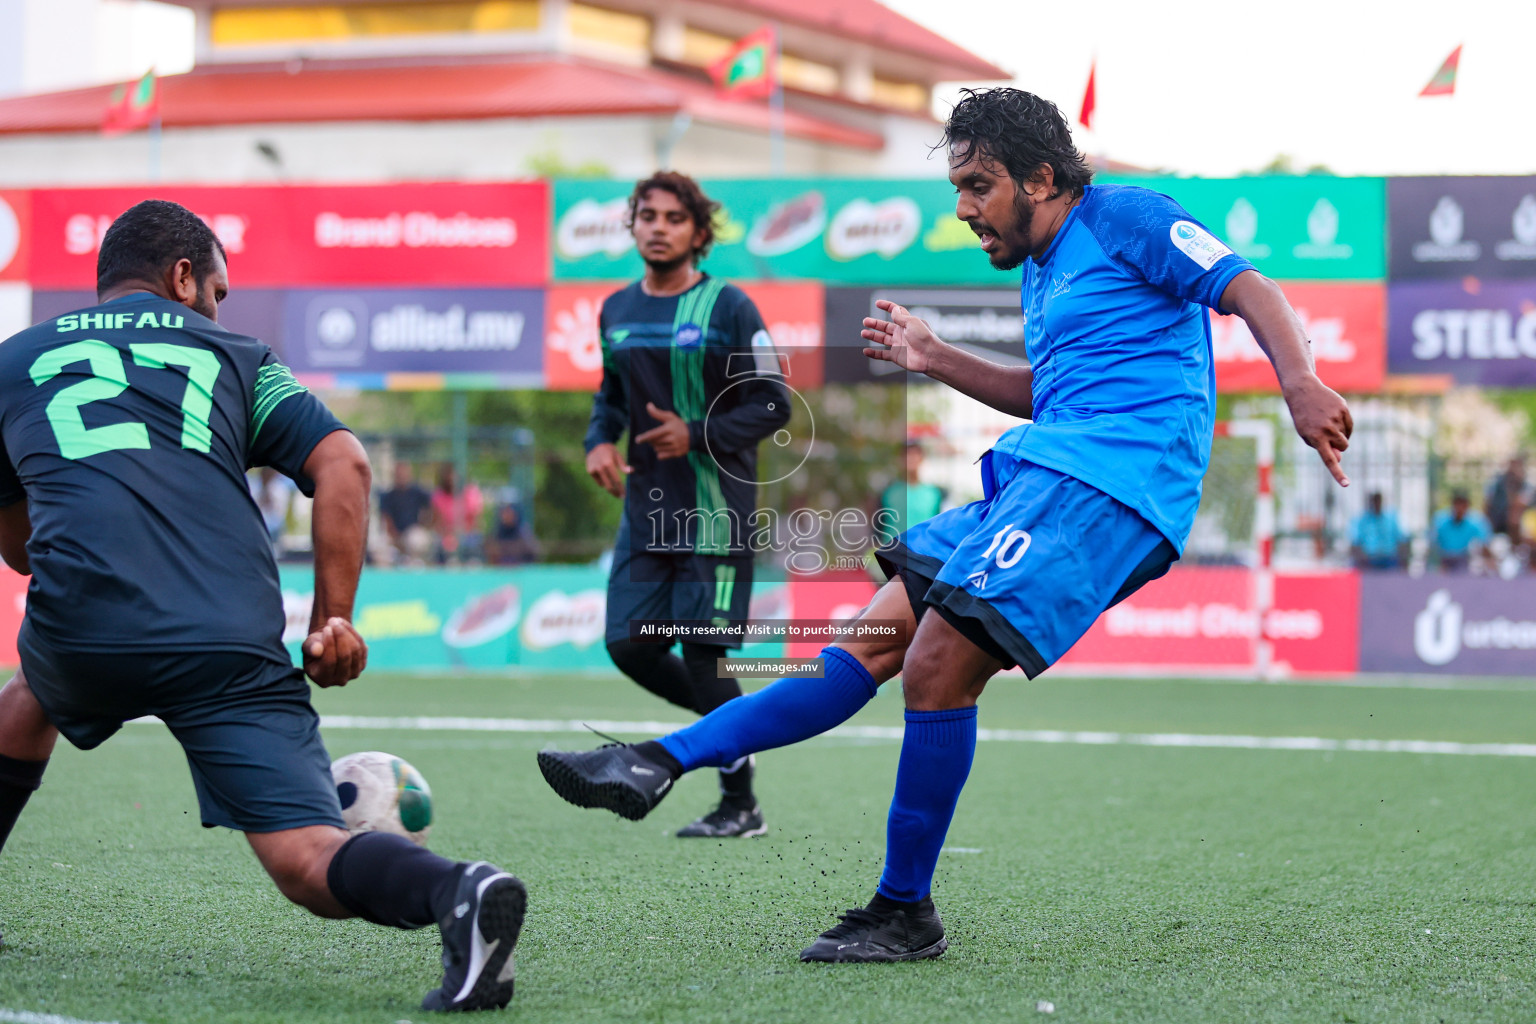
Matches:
[0,0,1009,184]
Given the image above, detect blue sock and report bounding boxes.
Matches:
[658,646,878,770]
[877,706,978,904]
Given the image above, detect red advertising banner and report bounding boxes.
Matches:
[28,183,549,289]
[1210,282,1385,393]
[786,575,878,657]
[543,281,826,393]
[0,190,29,282]
[0,568,25,664]
[544,284,611,392]
[1058,568,1359,675]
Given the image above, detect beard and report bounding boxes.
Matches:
[641,250,693,275]
[986,191,1036,271]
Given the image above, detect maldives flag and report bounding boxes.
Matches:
[1078,59,1096,129]
[708,26,777,100]
[1419,45,1461,97]
[103,69,159,136]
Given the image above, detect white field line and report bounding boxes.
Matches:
[281,715,1536,759]
[0,1011,132,1024]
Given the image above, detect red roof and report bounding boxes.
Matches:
[720,0,1007,79]
[0,57,884,149]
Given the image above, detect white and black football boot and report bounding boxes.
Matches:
[676,800,766,838]
[535,742,679,821]
[421,861,527,1011]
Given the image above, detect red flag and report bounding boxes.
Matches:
[708,26,777,100]
[103,69,159,136]
[1419,45,1461,97]
[1078,60,1096,129]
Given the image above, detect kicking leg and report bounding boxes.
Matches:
[536,579,915,820]
[0,671,58,854]
[248,825,527,1011]
[801,611,1001,963]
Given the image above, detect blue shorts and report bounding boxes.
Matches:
[20,620,345,833]
[876,451,1178,677]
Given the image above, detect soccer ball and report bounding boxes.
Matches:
[331,751,434,846]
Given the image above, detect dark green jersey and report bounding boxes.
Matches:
[0,293,346,659]
[584,275,790,555]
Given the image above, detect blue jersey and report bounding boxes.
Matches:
[0,293,346,660]
[989,184,1254,551]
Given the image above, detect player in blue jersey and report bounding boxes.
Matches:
[0,200,525,1009]
[537,89,1353,961]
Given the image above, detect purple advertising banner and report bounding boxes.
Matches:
[31,288,287,353]
[1389,176,1536,281]
[1387,279,1536,385]
[1359,574,1536,676]
[281,287,544,381]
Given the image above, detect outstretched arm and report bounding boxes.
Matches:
[862,300,1033,419]
[1220,270,1353,487]
[301,430,371,687]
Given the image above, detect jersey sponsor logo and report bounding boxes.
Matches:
[55,310,184,332]
[1169,220,1233,271]
[674,323,703,348]
[1049,270,1077,298]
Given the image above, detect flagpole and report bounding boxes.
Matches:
[149,112,162,182]
[769,23,784,177]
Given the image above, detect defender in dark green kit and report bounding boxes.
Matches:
[0,200,525,1011]
[583,172,790,838]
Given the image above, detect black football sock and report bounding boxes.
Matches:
[0,754,47,854]
[681,645,754,803]
[717,755,755,807]
[681,643,743,714]
[606,640,696,712]
[325,832,461,929]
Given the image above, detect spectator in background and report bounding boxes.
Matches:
[877,441,945,544]
[1431,490,1492,572]
[485,501,540,565]
[1349,491,1407,570]
[378,461,433,565]
[431,463,484,564]
[248,467,296,552]
[1486,454,1530,540]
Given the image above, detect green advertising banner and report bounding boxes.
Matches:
[278,565,785,672]
[555,175,1386,284]
[1101,174,1387,280]
[280,565,599,672]
[553,178,999,285]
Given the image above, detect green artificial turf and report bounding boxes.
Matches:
[2,671,1535,1023]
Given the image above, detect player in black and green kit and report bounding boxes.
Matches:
[583,172,790,838]
[0,201,524,1011]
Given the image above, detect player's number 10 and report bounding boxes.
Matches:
[29,339,221,460]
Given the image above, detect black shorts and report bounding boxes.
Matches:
[605,522,754,649]
[20,621,344,833]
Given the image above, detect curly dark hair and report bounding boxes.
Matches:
[941,88,1093,201]
[97,199,227,295]
[626,171,720,263]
